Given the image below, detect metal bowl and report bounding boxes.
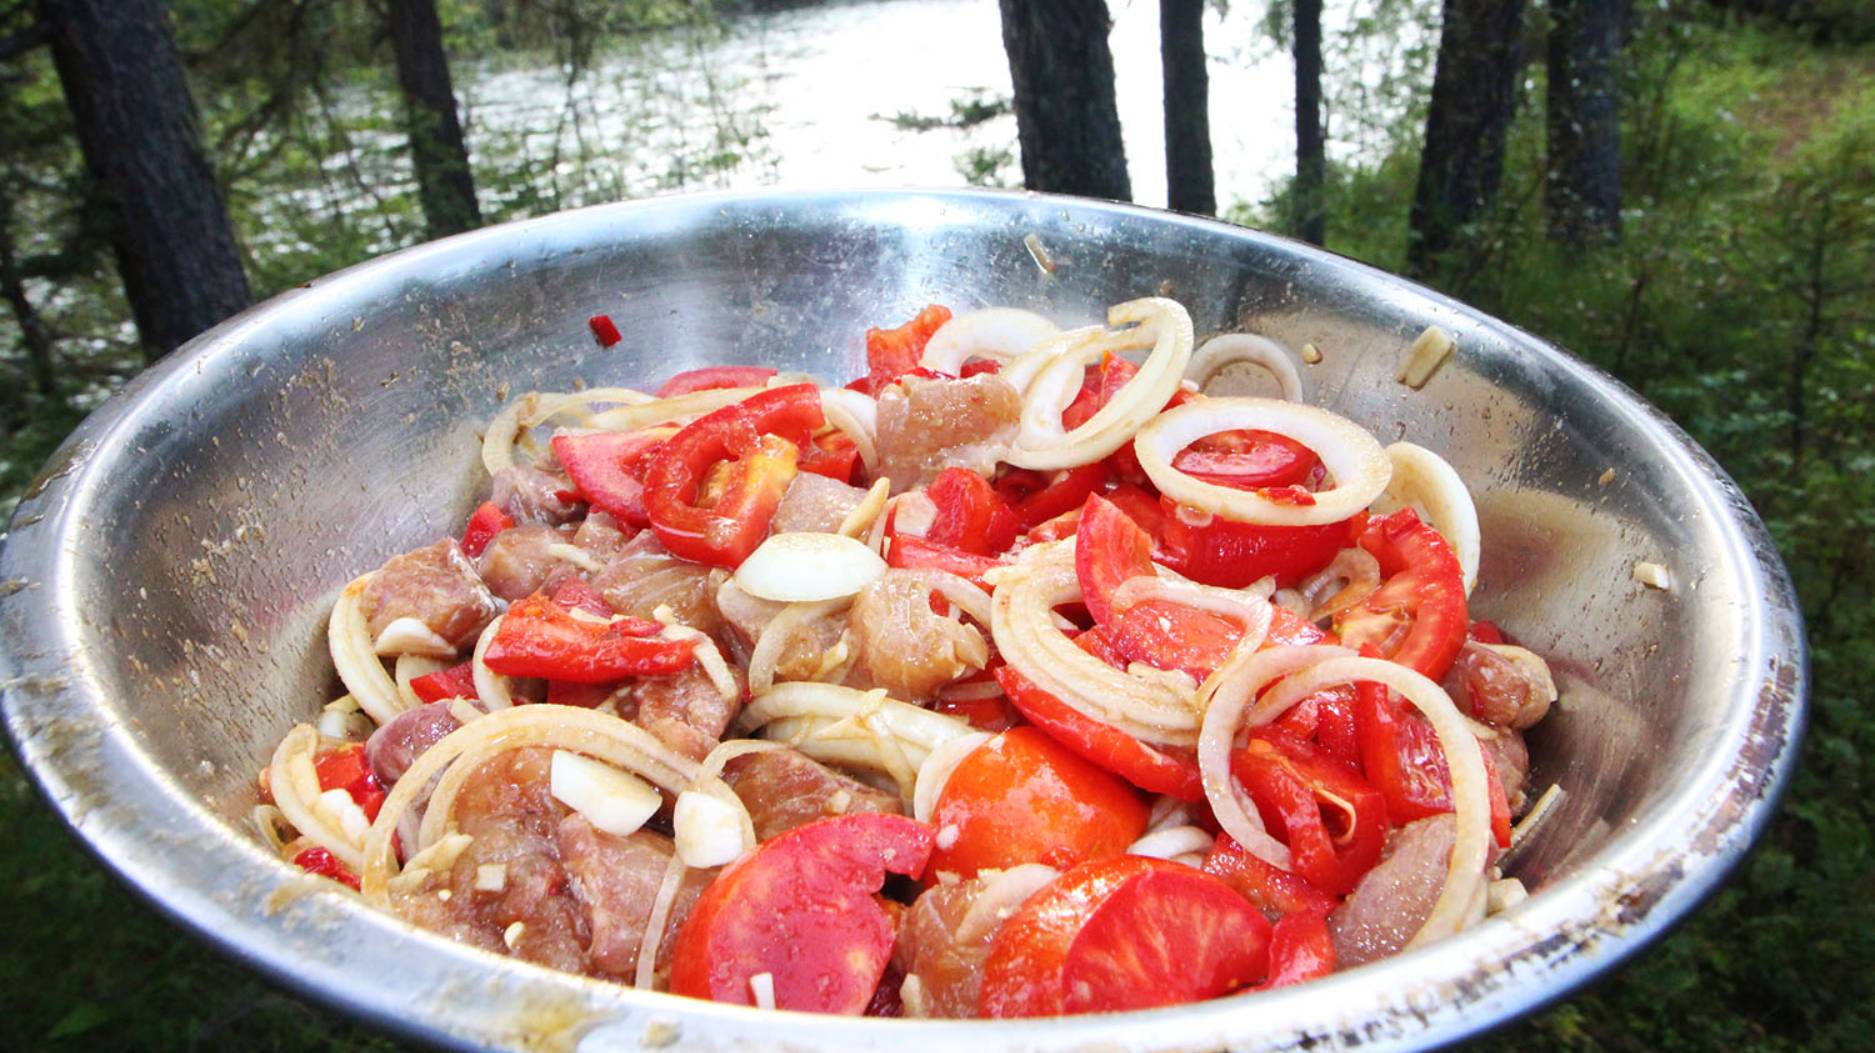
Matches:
[0,189,1804,1051]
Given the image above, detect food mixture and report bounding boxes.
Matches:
[251,297,1559,1017]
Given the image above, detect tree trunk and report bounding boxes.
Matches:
[36,0,251,361]
[999,0,1132,201]
[1406,0,1528,277]
[1293,0,1327,245]
[1160,0,1215,215]
[1545,0,1623,245]
[388,0,482,238]
[0,186,57,398]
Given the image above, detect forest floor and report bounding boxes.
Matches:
[2,12,1872,1053]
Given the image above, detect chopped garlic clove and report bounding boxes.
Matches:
[1633,561,1672,590]
[674,790,747,868]
[1397,325,1456,389]
[549,751,661,837]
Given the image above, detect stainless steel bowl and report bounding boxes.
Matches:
[0,189,1804,1051]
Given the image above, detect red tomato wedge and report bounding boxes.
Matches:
[641,384,822,567]
[862,304,952,388]
[1061,351,1140,430]
[798,429,860,483]
[1173,429,1321,490]
[1262,909,1336,988]
[409,661,477,703]
[978,856,1272,1017]
[551,430,667,527]
[1201,833,1340,918]
[1074,493,1154,625]
[481,593,693,683]
[1354,675,1513,845]
[924,467,1019,556]
[656,365,777,398]
[928,726,1148,880]
[1162,501,1361,588]
[1106,599,1243,682]
[460,500,515,558]
[995,664,1204,801]
[669,814,933,1014]
[1335,508,1469,679]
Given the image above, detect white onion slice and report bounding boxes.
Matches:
[920,308,1060,375]
[1007,298,1194,470]
[373,616,457,659]
[819,388,879,472]
[999,324,1104,397]
[328,574,409,726]
[1372,441,1480,594]
[734,532,887,603]
[550,750,662,837]
[470,615,516,711]
[954,863,1061,946]
[912,731,992,823]
[1187,333,1306,402]
[1127,825,1214,861]
[1135,396,1392,527]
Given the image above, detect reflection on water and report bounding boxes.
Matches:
[454,0,1299,212]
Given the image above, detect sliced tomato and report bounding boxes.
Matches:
[861,304,952,389]
[1102,482,1167,540]
[409,661,478,704]
[1267,604,1334,647]
[886,534,1005,590]
[1106,599,1243,682]
[293,846,361,891]
[1061,351,1141,430]
[551,429,667,527]
[655,365,777,398]
[1162,501,1363,589]
[979,855,1271,1017]
[928,726,1148,880]
[999,461,1108,530]
[924,467,1019,556]
[931,692,1020,733]
[482,593,693,683]
[799,429,860,483]
[1469,618,1507,645]
[1201,833,1340,918]
[1271,685,1361,770]
[588,314,621,347]
[314,744,387,821]
[1334,508,1468,679]
[460,500,515,558]
[641,384,822,567]
[1262,909,1336,988]
[1233,733,1386,895]
[996,664,1203,801]
[1074,493,1155,625]
[1173,429,1321,490]
[669,814,933,1014]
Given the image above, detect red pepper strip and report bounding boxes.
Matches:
[483,593,693,683]
[293,846,361,891]
[799,429,860,484]
[960,359,1002,378]
[1000,461,1109,530]
[549,577,617,618]
[588,314,622,347]
[656,365,778,398]
[1354,671,1512,845]
[1261,909,1337,988]
[996,664,1205,801]
[1023,507,1082,544]
[863,304,952,388]
[1335,508,1469,680]
[460,500,515,558]
[1075,494,1155,625]
[924,467,1020,556]
[409,661,477,704]
[314,744,387,821]
[642,384,822,567]
[1233,733,1386,896]
[552,430,667,528]
[1201,833,1340,919]
[886,534,1005,591]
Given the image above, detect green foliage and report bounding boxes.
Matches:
[1239,8,1875,1051]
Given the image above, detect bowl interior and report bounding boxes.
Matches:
[0,189,1803,1052]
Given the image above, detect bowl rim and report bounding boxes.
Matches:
[0,186,1807,1052]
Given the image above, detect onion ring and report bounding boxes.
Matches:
[1007,298,1194,470]
[1187,333,1306,402]
[920,308,1060,375]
